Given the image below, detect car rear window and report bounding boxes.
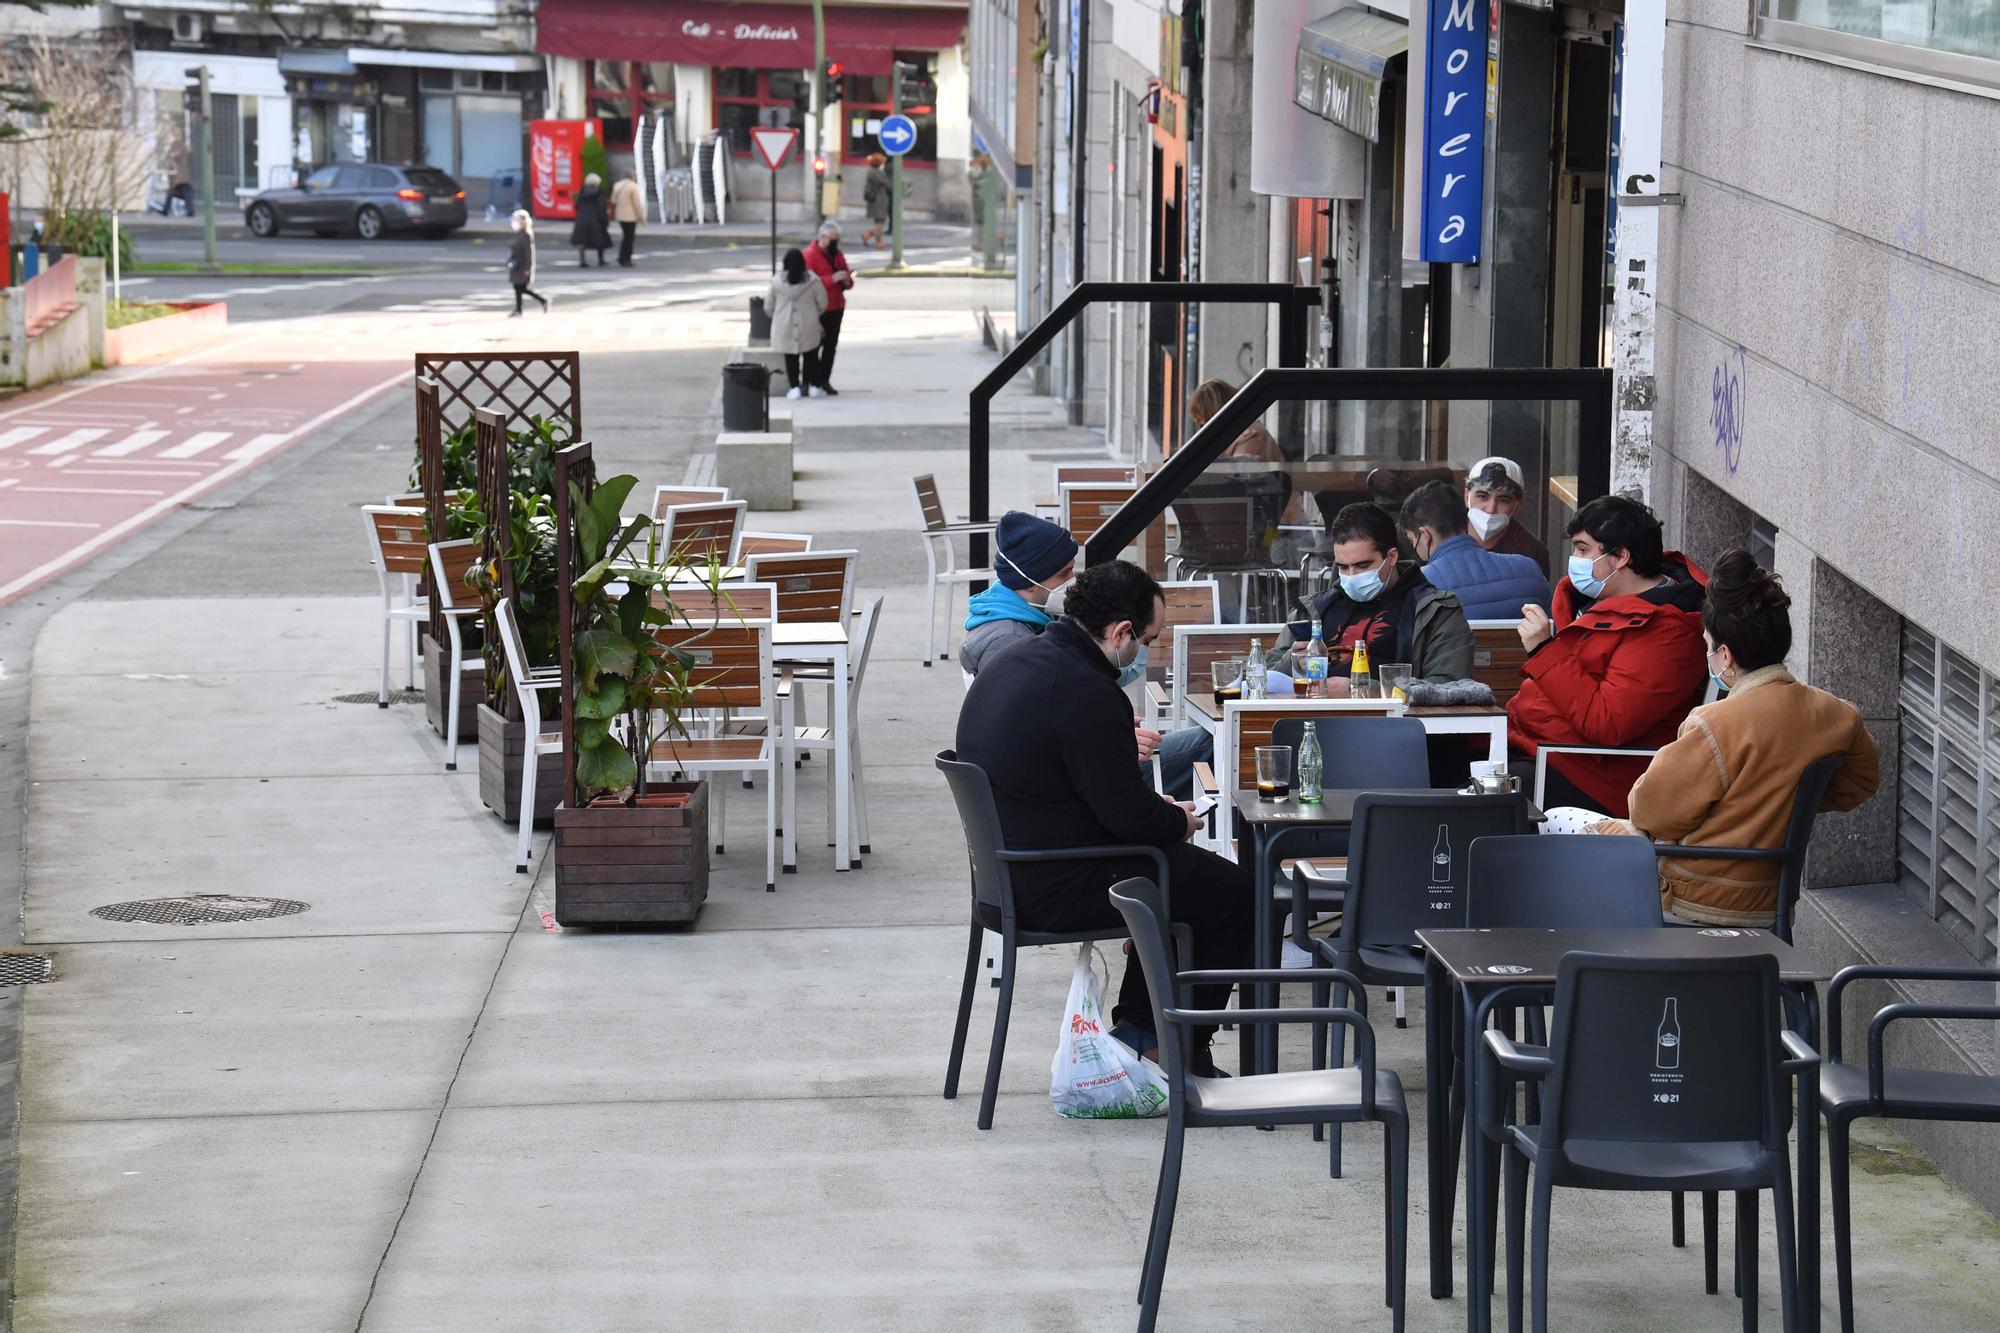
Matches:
[404,169,457,193]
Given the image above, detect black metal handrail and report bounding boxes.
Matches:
[1082,366,1614,566]
[968,282,1321,570]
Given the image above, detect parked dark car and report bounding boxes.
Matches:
[244,163,468,240]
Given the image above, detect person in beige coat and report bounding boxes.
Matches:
[610,173,644,267]
[1541,549,1880,925]
[765,247,827,398]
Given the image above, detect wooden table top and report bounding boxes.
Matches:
[1415,927,1826,985]
[1187,694,1506,723]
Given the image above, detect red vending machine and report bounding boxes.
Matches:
[528,120,599,220]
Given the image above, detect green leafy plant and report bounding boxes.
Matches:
[45,210,135,266]
[581,125,609,193]
[568,473,732,803]
[468,487,560,717]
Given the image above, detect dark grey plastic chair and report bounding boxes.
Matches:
[1485,951,1818,1333]
[936,750,1189,1131]
[1110,875,1409,1333]
[1653,753,1846,944]
[1821,964,2000,1333]
[1291,791,1533,1174]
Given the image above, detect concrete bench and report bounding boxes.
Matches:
[715,430,794,510]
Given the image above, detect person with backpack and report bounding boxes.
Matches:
[765,247,827,398]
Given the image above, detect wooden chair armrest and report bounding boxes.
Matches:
[1192,761,1217,797]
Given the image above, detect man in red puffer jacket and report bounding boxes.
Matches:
[1507,495,1709,816]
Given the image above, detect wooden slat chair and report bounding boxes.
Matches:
[1141,581,1223,730]
[493,596,564,874]
[660,581,776,628]
[1168,623,1286,733]
[737,530,814,557]
[1468,619,1529,705]
[645,610,781,892]
[745,549,857,627]
[361,505,431,705]
[1053,463,1137,489]
[659,499,748,569]
[1193,698,1407,851]
[1059,481,1137,546]
[425,539,486,771]
[651,484,731,520]
[910,473,996,666]
[780,593,884,873]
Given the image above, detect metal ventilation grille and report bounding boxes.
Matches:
[1898,624,1999,961]
[0,955,52,985]
[90,896,310,926]
[333,689,423,705]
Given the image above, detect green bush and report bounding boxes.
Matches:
[45,211,136,267]
[581,125,609,190]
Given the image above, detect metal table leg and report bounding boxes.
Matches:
[1425,952,1452,1300]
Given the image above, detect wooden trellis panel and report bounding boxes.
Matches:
[474,406,518,719]
[415,375,447,641]
[554,441,597,811]
[414,351,581,437]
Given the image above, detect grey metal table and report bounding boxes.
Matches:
[1416,927,1829,1333]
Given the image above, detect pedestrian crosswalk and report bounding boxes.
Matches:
[0,424,302,465]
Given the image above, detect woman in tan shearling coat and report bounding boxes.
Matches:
[1545,549,1879,925]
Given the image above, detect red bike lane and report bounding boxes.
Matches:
[0,344,407,605]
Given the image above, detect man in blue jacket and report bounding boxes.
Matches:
[1400,479,1551,620]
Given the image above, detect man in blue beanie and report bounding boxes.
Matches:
[960,511,1077,676]
[961,510,1212,798]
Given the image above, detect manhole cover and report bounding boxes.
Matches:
[333,689,423,705]
[90,896,310,926]
[0,954,52,985]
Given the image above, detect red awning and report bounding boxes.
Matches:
[536,1,968,75]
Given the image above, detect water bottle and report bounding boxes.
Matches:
[1244,638,1265,699]
[1349,636,1372,697]
[1296,721,1323,804]
[1304,620,1329,698]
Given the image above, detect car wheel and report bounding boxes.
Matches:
[355,206,384,240]
[246,203,278,237]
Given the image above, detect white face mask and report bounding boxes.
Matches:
[1468,507,1511,541]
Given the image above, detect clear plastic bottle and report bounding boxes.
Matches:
[1244,637,1265,699]
[1296,721,1323,804]
[1304,620,1329,698]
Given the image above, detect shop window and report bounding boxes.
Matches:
[588,60,677,148]
[841,54,938,166]
[714,68,806,156]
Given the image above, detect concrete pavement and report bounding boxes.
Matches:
[7,277,1999,1331]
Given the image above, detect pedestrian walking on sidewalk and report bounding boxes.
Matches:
[506,210,549,317]
[861,154,891,249]
[570,173,611,267]
[766,247,827,398]
[610,172,643,266]
[802,220,852,396]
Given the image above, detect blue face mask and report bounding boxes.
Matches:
[1707,651,1732,696]
[1115,642,1149,689]
[1568,552,1608,599]
[1339,566,1386,603]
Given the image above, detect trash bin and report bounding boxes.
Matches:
[748,295,772,343]
[721,362,770,432]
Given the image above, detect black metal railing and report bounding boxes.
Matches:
[968,282,1322,570]
[1083,365,1614,567]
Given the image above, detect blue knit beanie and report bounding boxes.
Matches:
[993,510,1078,589]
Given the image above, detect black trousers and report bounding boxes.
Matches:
[810,309,844,387]
[511,282,544,314]
[1013,841,1251,1052]
[782,352,804,389]
[617,221,636,265]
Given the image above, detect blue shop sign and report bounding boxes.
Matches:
[1418,0,1488,263]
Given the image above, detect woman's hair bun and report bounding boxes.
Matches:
[1707,547,1790,612]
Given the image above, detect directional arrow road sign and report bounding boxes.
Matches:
[877,114,918,157]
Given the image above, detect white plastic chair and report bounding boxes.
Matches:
[362,505,430,705]
[426,539,486,771]
[909,474,995,666]
[494,597,564,874]
[780,594,882,871]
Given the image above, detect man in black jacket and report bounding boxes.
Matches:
[956,560,1251,1074]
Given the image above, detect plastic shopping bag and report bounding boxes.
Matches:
[1050,943,1169,1118]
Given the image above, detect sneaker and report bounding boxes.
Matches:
[507,310,522,319]
[820,384,840,396]
[808,386,827,399]
[786,386,803,399]
[540,296,552,313]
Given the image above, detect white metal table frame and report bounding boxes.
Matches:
[774,621,854,872]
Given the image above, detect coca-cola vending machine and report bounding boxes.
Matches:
[528,119,599,220]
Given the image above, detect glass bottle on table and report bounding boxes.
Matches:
[1304,620,1329,698]
[1296,720,1323,804]
[1348,636,1372,698]
[1244,638,1265,699]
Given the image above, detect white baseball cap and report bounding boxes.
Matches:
[1466,456,1525,494]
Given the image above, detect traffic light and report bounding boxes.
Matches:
[818,59,844,107]
[183,65,211,119]
[811,153,828,178]
[896,61,935,115]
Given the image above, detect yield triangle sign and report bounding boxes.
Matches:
[750,126,799,171]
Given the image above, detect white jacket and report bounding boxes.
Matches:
[765,275,827,354]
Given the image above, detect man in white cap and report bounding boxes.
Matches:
[1464,455,1549,569]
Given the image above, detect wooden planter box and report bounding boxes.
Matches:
[477,703,563,826]
[554,783,710,927]
[422,635,482,744]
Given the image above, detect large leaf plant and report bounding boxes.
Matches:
[568,473,734,804]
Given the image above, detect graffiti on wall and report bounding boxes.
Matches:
[1708,344,1747,475]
